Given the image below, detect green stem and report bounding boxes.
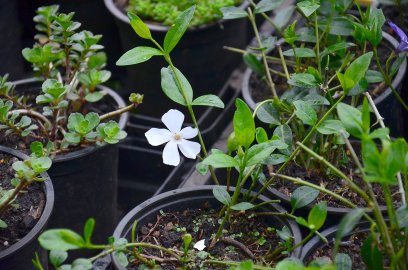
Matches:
[205,260,272,270]
[314,12,321,74]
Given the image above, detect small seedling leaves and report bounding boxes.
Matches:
[212,186,231,206]
[50,250,68,267]
[283,48,316,58]
[116,46,162,66]
[361,234,383,270]
[192,94,224,108]
[335,253,352,270]
[164,6,195,53]
[337,103,363,138]
[31,157,52,173]
[233,99,255,148]
[39,229,85,251]
[83,218,95,244]
[71,258,92,270]
[127,12,151,39]
[231,202,255,211]
[114,251,129,267]
[256,102,280,125]
[308,202,327,231]
[221,6,247,19]
[293,100,317,125]
[243,53,265,76]
[202,152,239,168]
[297,0,320,17]
[291,186,319,210]
[161,66,193,106]
[255,0,285,13]
[334,208,365,254]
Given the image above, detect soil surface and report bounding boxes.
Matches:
[266,160,400,209]
[126,204,289,269]
[0,152,45,251]
[306,231,368,269]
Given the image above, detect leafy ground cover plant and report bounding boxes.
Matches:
[0,5,142,155]
[30,5,346,269]
[125,0,242,27]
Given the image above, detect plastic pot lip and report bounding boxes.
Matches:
[12,77,129,163]
[0,145,54,261]
[241,31,408,111]
[104,0,249,33]
[299,221,370,262]
[112,185,303,269]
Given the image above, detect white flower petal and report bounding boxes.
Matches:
[178,139,201,159]
[179,126,198,139]
[161,109,184,133]
[193,239,206,251]
[163,141,180,166]
[145,128,172,146]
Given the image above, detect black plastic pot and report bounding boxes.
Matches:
[125,71,241,149]
[299,222,370,264]
[12,78,129,245]
[111,185,303,269]
[104,0,249,117]
[0,145,54,270]
[242,32,408,138]
[117,136,191,218]
[0,0,24,80]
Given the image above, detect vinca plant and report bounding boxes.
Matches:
[0,5,143,155]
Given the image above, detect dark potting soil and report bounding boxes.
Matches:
[250,39,396,104]
[266,161,401,209]
[0,87,120,155]
[382,5,408,34]
[306,231,368,269]
[128,204,287,269]
[0,153,45,251]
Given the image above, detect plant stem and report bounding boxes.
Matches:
[205,260,272,270]
[223,46,296,66]
[314,12,321,74]
[99,104,137,121]
[0,181,28,214]
[277,45,290,80]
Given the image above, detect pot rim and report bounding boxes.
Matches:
[103,0,249,33]
[112,185,303,269]
[0,145,54,260]
[241,31,408,111]
[12,77,129,163]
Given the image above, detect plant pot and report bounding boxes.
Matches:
[299,222,370,267]
[117,136,192,218]
[111,185,303,269]
[125,70,242,149]
[104,0,249,117]
[0,145,54,269]
[241,32,408,138]
[12,78,129,245]
[0,0,24,79]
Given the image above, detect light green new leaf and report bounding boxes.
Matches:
[164,6,195,53]
[116,46,162,66]
[233,99,255,148]
[202,152,239,168]
[127,12,151,39]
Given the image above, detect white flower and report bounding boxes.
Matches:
[193,239,206,251]
[145,109,201,166]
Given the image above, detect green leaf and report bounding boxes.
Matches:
[202,153,239,168]
[255,0,285,13]
[212,186,231,206]
[397,206,408,228]
[365,70,384,83]
[160,66,193,106]
[256,102,280,125]
[221,6,247,19]
[114,251,129,267]
[243,53,264,76]
[293,100,317,125]
[127,12,151,39]
[85,92,105,103]
[71,258,92,270]
[340,52,373,93]
[320,42,355,59]
[320,17,354,36]
[0,219,7,228]
[308,202,327,231]
[288,73,318,88]
[116,46,162,66]
[246,142,279,167]
[361,235,383,270]
[233,99,255,148]
[192,95,224,108]
[39,229,85,251]
[50,250,68,267]
[231,202,255,211]
[273,124,292,155]
[337,103,363,138]
[83,218,95,244]
[255,127,268,143]
[297,0,320,17]
[335,253,352,270]
[291,186,319,210]
[164,6,195,53]
[31,157,52,173]
[273,5,295,29]
[283,48,316,58]
[317,120,345,135]
[334,208,365,254]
